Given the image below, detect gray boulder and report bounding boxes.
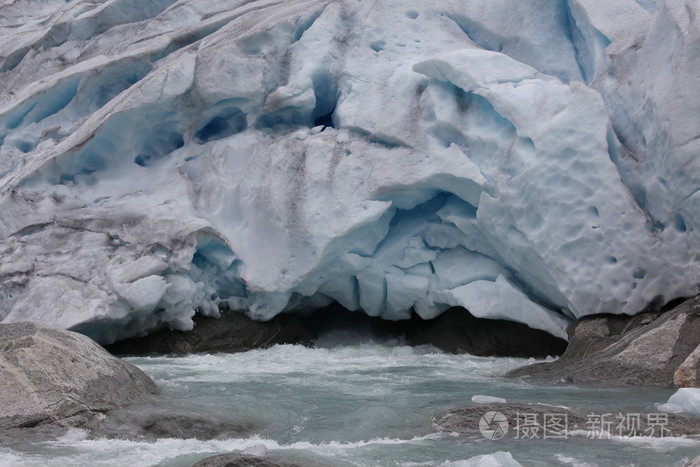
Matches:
[508,296,700,387]
[84,403,254,441]
[436,402,700,438]
[0,322,158,429]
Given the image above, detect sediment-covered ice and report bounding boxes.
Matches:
[0,0,698,343]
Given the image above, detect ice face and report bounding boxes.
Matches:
[0,0,698,343]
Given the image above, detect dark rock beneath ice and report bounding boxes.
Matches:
[405,307,567,357]
[107,304,566,358]
[106,310,311,355]
[302,305,566,357]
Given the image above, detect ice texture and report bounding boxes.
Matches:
[445,452,523,467]
[471,395,507,404]
[662,388,700,417]
[0,0,699,343]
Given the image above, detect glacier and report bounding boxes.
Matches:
[0,0,699,344]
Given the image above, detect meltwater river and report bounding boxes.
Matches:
[1,333,698,466]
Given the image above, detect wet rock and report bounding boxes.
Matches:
[507,296,700,387]
[84,402,254,441]
[436,402,700,438]
[436,403,588,436]
[106,311,311,355]
[191,452,328,467]
[303,304,566,357]
[0,322,158,430]
[109,304,566,358]
[406,308,567,357]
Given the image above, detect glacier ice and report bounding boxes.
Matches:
[444,452,523,467]
[0,0,699,343]
[471,395,507,404]
[660,388,700,417]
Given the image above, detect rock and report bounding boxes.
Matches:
[507,296,700,387]
[106,310,311,355]
[688,455,700,467]
[83,402,254,441]
[675,344,700,387]
[191,453,328,467]
[436,402,700,438]
[108,304,565,358]
[436,403,588,436]
[0,322,158,430]
[406,308,567,357]
[303,304,566,357]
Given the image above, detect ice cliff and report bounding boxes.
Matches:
[0,0,698,344]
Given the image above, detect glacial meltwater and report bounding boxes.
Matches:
[1,336,699,466]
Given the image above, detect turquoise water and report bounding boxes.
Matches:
[1,336,698,466]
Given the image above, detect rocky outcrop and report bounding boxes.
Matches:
[106,311,311,355]
[0,322,158,430]
[507,296,700,387]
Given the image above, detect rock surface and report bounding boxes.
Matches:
[507,296,700,387]
[192,453,329,467]
[83,402,253,441]
[106,310,311,355]
[0,322,158,430]
[107,304,566,358]
[436,402,700,438]
[405,308,566,357]
[675,343,700,387]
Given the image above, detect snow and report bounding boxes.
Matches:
[0,0,699,343]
